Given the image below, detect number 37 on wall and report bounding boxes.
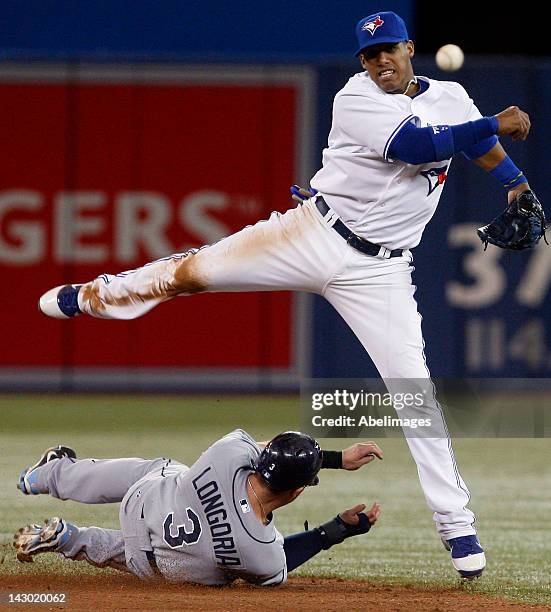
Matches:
[446,223,551,309]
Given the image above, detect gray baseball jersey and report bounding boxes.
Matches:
[120,429,287,586]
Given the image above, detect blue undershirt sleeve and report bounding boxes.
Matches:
[283,529,324,572]
[462,135,499,160]
[388,116,499,165]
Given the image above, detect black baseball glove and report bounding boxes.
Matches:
[477,189,548,251]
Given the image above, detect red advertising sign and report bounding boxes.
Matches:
[0,66,312,386]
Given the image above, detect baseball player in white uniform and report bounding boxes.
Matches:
[39,11,534,578]
[14,432,382,585]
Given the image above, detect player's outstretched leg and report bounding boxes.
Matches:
[17,445,173,503]
[37,251,194,320]
[14,518,127,571]
[37,201,346,320]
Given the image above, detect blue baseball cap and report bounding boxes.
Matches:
[355,11,409,56]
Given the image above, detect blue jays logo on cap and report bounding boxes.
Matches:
[361,15,385,35]
[355,11,409,56]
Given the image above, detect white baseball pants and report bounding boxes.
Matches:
[77,199,476,539]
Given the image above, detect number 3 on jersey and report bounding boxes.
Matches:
[163,509,202,547]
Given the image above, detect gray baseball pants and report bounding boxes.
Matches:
[28,456,174,576]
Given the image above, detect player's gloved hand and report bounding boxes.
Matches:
[316,502,381,550]
[290,184,318,203]
[477,189,548,250]
[342,441,383,470]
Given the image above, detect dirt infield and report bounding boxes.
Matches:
[1,575,549,611]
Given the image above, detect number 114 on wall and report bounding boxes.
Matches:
[466,318,549,371]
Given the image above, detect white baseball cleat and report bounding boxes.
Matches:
[38,285,82,319]
[442,535,486,578]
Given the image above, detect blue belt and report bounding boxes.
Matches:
[315,197,403,259]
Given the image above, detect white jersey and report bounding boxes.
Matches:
[310,73,483,249]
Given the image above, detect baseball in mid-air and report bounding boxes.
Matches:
[435,44,464,72]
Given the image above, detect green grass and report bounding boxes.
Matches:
[1,394,550,605]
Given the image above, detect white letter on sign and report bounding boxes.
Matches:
[115,192,173,262]
[179,190,229,246]
[0,190,44,264]
[54,192,107,263]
